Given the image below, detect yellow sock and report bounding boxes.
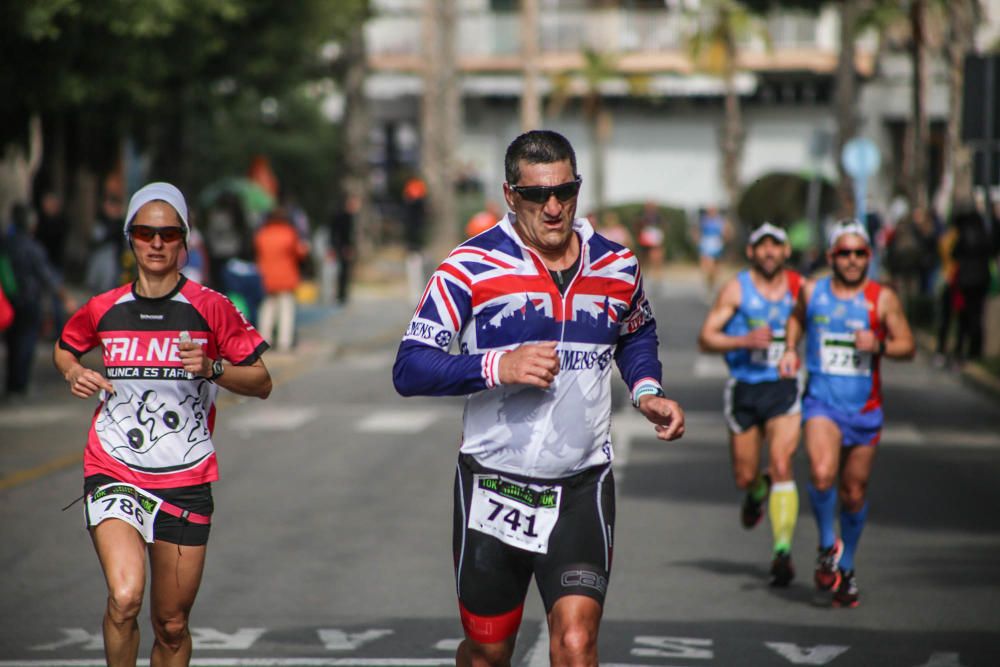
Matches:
[769,480,798,553]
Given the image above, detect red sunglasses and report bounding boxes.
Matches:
[129,225,185,243]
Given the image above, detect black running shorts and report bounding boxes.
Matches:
[452,454,614,643]
[723,377,802,434]
[84,474,213,546]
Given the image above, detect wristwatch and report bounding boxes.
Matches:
[208,358,225,381]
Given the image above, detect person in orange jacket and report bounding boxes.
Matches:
[254,209,308,352]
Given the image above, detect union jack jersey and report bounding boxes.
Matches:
[59,277,268,489]
[393,214,663,479]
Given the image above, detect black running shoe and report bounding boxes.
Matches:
[814,539,843,591]
[832,569,859,608]
[769,550,795,587]
[740,474,771,529]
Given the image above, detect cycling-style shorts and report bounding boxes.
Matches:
[453,454,615,643]
[724,377,802,434]
[802,396,883,447]
[84,474,214,546]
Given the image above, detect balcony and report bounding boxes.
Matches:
[366,5,873,76]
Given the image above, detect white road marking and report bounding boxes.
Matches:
[235,407,318,431]
[356,409,440,434]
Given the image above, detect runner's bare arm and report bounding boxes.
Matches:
[697,278,770,352]
[878,286,916,359]
[53,344,114,399]
[178,340,272,399]
[637,394,685,441]
[778,279,812,377]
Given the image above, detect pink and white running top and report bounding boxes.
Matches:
[59,277,268,489]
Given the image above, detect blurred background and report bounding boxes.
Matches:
[2,0,1000,380]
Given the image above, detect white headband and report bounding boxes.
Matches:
[828,220,870,248]
[124,182,189,240]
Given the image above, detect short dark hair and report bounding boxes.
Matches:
[504,130,577,185]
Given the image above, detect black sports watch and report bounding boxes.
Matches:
[208,358,225,381]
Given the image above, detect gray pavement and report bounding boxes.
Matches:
[2,264,999,666]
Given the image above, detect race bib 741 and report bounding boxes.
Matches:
[468,475,561,554]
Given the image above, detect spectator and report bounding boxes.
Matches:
[35,190,69,336]
[329,193,360,305]
[4,203,75,399]
[950,207,993,363]
[636,200,665,274]
[254,209,308,352]
[85,192,125,294]
[402,175,428,302]
[464,200,502,239]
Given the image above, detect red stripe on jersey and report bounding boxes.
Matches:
[454,247,516,269]
[436,276,460,329]
[439,262,474,288]
[862,280,883,413]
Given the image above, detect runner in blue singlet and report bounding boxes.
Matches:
[779,220,914,608]
[698,223,803,587]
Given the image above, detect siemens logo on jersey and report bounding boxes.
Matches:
[102,335,209,363]
[406,320,452,348]
[559,348,613,371]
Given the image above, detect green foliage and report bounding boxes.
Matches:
[737,171,839,228]
[0,0,369,223]
[606,202,696,262]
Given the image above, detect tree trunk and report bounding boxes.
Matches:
[945,0,976,209]
[720,24,743,225]
[834,0,860,218]
[520,0,541,132]
[910,0,930,212]
[589,104,610,215]
[421,0,460,260]
[341,11,373,258]
[0,115,42,227]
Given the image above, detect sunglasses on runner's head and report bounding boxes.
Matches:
[509,176,582,204]
[129,225,186,243]
[833,247,869,259]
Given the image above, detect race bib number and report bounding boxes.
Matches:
[750,331,786,367]
[468,475,561,554]
[85,483,163,543]
[820,332,872,377]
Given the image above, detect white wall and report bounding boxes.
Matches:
[458,103,836,214]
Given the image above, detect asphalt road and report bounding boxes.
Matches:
[2,269,999,666]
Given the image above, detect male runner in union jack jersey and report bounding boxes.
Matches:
[393,130,684,667]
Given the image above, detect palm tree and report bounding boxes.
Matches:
[545,48,617,215]
[339,0,373,256]
[944,0,979,208]
[687,0,769,227]
[421,0,460,256]
[520,0,541,132]
[834,0,862,218]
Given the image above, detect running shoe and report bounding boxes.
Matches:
[814,539,844,591]
[832,569,859,608]
[769,550,795,587]
[740,473,771,529]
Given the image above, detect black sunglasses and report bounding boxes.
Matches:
[509,176,582,204]
[833,248,869,259]
[129,225,185,243]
